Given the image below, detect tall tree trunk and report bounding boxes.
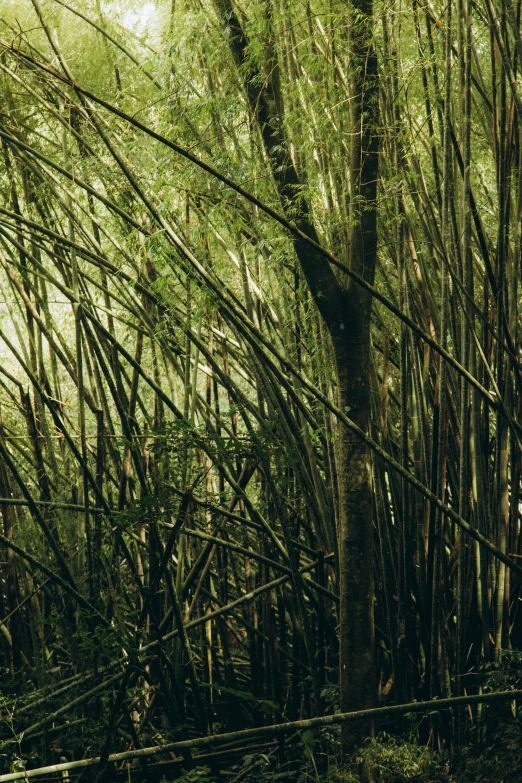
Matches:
[337,0,379,745]
[212,0,379,753]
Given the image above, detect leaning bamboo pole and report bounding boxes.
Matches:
[2,689,522,783]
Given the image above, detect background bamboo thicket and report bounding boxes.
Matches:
[0,0,522,777]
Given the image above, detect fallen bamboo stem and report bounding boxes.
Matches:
[2,689,522,781]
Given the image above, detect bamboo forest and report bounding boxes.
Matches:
[2,0,522,780]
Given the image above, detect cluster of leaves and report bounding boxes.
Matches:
[351,735,451,783]
[207,729,452,783]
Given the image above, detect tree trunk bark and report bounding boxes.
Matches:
[212,0,379,755]
[335,329,375,750]
[337,0,379,750]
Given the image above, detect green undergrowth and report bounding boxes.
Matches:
[166,714,522,783]
[166,699,522,783]
[213,653,522,783]
[4,657,522,783]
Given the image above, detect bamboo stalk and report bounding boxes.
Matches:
[2,689,522,782]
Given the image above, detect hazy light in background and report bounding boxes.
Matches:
[98,0,165,48]
[121,1,156,35]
